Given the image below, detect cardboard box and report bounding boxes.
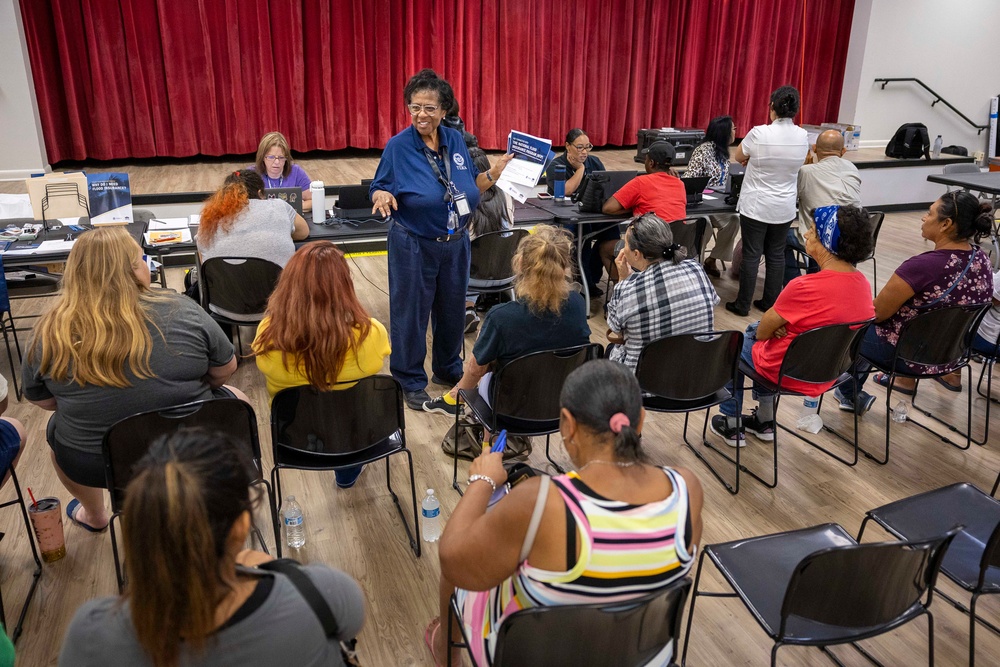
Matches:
[821,123,862,151]
[25,172,90,221]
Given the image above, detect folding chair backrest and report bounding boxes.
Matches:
[895,303,989,368]
[780,533,953,635]
[201,257,283,316]
[492,577,690,667]
[469,229,529,282]
[491,344,604,423]
[777,320,873,386]
[102,398,261,511]
[270,376,403,461]
[667,217,706,260]
[636,331,742,402]
[979,521,1000,580]
[867,211,885,257]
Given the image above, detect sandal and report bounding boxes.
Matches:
[873,372,915,396]
[66,499,108,533]
[424,618,445,667]
[933,376,963,393]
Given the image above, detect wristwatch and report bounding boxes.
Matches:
[485,171,495,183]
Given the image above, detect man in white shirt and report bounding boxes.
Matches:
[785,130,862,283]
[726,86,809,317]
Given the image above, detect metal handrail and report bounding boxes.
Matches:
[874,78,988,135]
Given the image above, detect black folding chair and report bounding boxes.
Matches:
[862,303,990,463]
[270,376,420,558]
[453,344,604,493]
[199,257,282,354]
[103,398,274,592]
[636,331,744,494]
[738,320,874,486]
[667,217,708,262]
[682,523,956,667]
[971,323,1000,446]
[858,210,885,293]
[0,466,41,644]
[448,576,691,667]
[859,483,1000,667]
[468,228,529,300]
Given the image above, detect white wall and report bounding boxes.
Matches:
[0,0,48,180]
[839,0,1000,155]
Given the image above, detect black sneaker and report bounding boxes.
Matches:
[752,299,771,312]
[423,395,461,417]
[833,388,877,415]
[724,301,749,317]
[464,311,481,334]
[710,415,745,447]
[743,409,775,441]
[430,373,462,386]
[404,389,431,411]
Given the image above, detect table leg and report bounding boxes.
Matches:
[578,226,590,312]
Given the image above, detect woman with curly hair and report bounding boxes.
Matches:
[711,205,876,444]
[252,241,390,488]
[422,227,591,444]
[197,170,309,320]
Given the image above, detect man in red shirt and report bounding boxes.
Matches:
[602,141,687,221]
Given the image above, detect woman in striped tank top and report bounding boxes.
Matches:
[425,360,704,666]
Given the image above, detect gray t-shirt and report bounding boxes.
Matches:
[22,294,234,455]
[198,198,297,320]
[59,565,365,667]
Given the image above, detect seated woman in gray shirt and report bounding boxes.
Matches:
[60,429,365,667]
[23,228,240,533]
[197,170,309,320]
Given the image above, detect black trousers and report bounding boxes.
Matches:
[735,215,791,311]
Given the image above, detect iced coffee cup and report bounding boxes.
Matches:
[28,497,66,563]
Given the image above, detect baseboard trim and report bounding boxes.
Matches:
[0,167,49,182]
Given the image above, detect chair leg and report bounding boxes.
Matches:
[785,384,861,467]
[928,610,935,667]
[448,594,474,667]
[680,549,709,667]
[908,366,975,449]
[8,469,41,643]
[270,466,283,559]
[452,404,463,496]
[386,450,421,557]
[250,478,273,555]
[545,434,564,474]
[859,376,892,464]
[970,593,978,667]
[109,514,125,594]
[1,313,21,402]
[681,410,741,494]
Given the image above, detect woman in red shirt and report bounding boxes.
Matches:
[710,205,875,444]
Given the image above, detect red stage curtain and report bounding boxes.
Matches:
[19,0,855,163]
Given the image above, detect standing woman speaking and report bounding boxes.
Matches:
[370,70,512,409]
[727,86,808,317]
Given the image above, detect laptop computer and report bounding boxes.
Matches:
[591,170,639,203]
[681,176,710,205]
[263,187,303,214]
[334,185,376,221]
[713,164,746,194]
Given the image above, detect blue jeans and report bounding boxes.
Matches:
[839,325,906,400]
[387,222,470,392]
[973,332,998,356]
[719,323,775,417]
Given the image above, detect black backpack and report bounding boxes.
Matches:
[885,123,930,159]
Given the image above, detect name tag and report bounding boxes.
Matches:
[454,192,470,217]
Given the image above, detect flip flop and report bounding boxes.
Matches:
[424,618,445,667]
[873,372,915,396]
[933,376,963,393]
[66,499,108,533]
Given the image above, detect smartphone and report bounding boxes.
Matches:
[536,192,553,200]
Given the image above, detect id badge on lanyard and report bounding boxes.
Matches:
[448,183,470,233]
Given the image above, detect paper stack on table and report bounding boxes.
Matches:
[496,131,555,203]
[144,229,192,246]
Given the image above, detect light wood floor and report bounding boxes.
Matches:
[2,156,999,666]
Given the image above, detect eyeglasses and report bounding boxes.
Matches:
[571,143,594,151]
[264,155,287,163]
[408,104,441,115]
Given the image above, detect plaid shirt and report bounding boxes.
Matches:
[607,259,719,369]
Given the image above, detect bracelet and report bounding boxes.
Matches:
[468,474,497,493]
[485,170,495,183]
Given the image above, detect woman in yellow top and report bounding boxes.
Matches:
[252,241,390,488]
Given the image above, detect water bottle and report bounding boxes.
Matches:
[421,489,442,542]
[796,395,823,433]
[553,164,566,201]
[282,495,306,549]
[310,181,326,224]
[891,400,908,423]
[932,135,943,159]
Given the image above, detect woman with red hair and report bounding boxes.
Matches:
[252,241,390,488]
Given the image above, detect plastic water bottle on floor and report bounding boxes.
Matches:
[422,489,442,542]
[891,400,908,423]
[282,495,306,549]
[796,396,823,434]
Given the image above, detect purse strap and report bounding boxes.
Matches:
[923,251,976,308]
[259,558,340,638]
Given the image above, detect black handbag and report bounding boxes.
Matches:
[573,172,609,213]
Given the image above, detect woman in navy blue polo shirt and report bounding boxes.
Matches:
[370,70,512,409]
